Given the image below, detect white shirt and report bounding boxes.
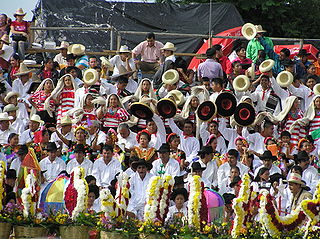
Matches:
[109,55,136,76]
[66,158,93,176]
[11,118,27,135]
[151,158,180,177]
[124,167,135,177]
[129,172,153,205]
[50,129,74,151]
[288,84,313,112]
[74,87,87,108]
[246,132,267,156]
[100,78,117,96]
[198,159,219,187]
[117,131,138,150]
[53,53,67,66]
[126,79,138,94]
[218,118,243,151]
[91,157,122,187]
[168,118,200,162]
[217,162,249,189]
[86,130,106,146]
[10,157,22,173]
[149,115,166,150]
[39,156,66,182]
[19,129,34,145]
[254,164,282,178]
[199,122,227,154]
[166,204,188,222]
[12,78,33,103]
[219,177,233,195]
[0,127,17,145]
[302,165,319,193]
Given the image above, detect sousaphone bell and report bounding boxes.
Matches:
[197,101,217,121]
[215,92,237,117]
[157,98,177,119]
[233,102,255,126]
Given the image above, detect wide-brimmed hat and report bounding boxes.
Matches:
[17,145,28,155]
[170,188,188,201]
[3,104,19,113]
[298,49,311,56]
[166,90,185,106]
[229,176,242,187]
[161,42,177,52]
[56,41,70,49]
[100,56,113,68]
[14,8,26,17]
[0,112,10,121]
[198,145,214,155]
[276,70,293,88]
[117,45,131,53]
[284,173,307,187]
[259,150,277,161]
[4,92,20,104]
[0,34,10,44]
[188,161,206,172]
[110,65,135,79]
[74,144,86,153]
[13,63,33,77]
[174,176,186,186]
[233,102,255,126]
[30,114,44,124]
[130,102,154,119]
[241,23,257,40]
[83,69,99,86]
[68,44,86,56]
[259,59,275,73]
[215,92,237,117]
[255,25,266,33]
[156,143,172,153]
[131,159,153,171]
[157,98,177,119]
[60,115,73,126]
[45,142,58,152]
[233,75,250,92]
[197,101,216,121]
[162,69,179,85]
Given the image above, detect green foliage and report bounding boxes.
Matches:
[160,0,320,39]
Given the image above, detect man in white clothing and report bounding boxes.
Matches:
[146,114,166,150]
[199,121,227,154]
[66,144,93,176]
[10,145,28,173]
[151,143,180,177]
[12,63,33,105]
[219,166,240,195]
[117,123,138,151]
[0,112,16,145]
[39,143,66,184]
[218,117,244,151]
[86,120,106,148]
[3,104,27,135]
[50,115,74,152]
[127,159,154,220]
[19,114,43,145]
[254,150,281,178]
[217,149,249,189]
[91,145,122,188]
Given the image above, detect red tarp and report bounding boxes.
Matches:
[188,26,242,70]
[274,44,319,61]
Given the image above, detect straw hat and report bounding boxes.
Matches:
[162,69,179,85]
[13,63,33,76]
[233,75,250,92]
[30,114,44,124]
[68,44,85,56]
[60,115,73,126]
[284,173,307,186]
[3,104,19,113]
[0,34,10,44]
[255,25,266,33]
[56,41,70,49]
[110,65,135,79]
[83,69,99,86]
[161,42,177,52]
[259,59,275,73]
[0,112,10,121]
[241,23,257,40]
[117,45,131,53]
[276,70,293,88]
[14,8,26,17]
[167,90,185,106]
[4,92,20,104]
[313,83,320,95]
[100,56,113,68]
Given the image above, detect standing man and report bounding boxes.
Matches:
[197,48,223,82]
[132,32,164,73]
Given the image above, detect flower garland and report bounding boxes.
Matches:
[259,189,306,237]
[144,176,162,221]
[0,161,5,211]
[301,181,320,238]
[21,170,37,218]
[187,175,202,229]
[231,173,251,238]
[71,167,88,219]
[115,172,130,218]
[158,175,174,223]
[100,188,118,218]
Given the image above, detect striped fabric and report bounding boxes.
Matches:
[283,112,306,146]
[56,88,75,125]
[138,119,147,129]
[78,108,97,128]
[31,90,54,111]
[102,107,130,128]
[309,115,320,134]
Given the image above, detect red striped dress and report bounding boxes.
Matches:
[102,107,130,128]
[283,110,306,146]
[78,108,97,128]
[309,111,320,134]
[57,88,75,125]
[31,90,54,111]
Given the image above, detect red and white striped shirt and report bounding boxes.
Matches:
[57,88,75,125]
[102,107,130,128]
[31,90,54,111]
[283,111,306,146]
[78,108,97,128]
[309,114,320,134]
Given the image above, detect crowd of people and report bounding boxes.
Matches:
[1,8,320,223]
